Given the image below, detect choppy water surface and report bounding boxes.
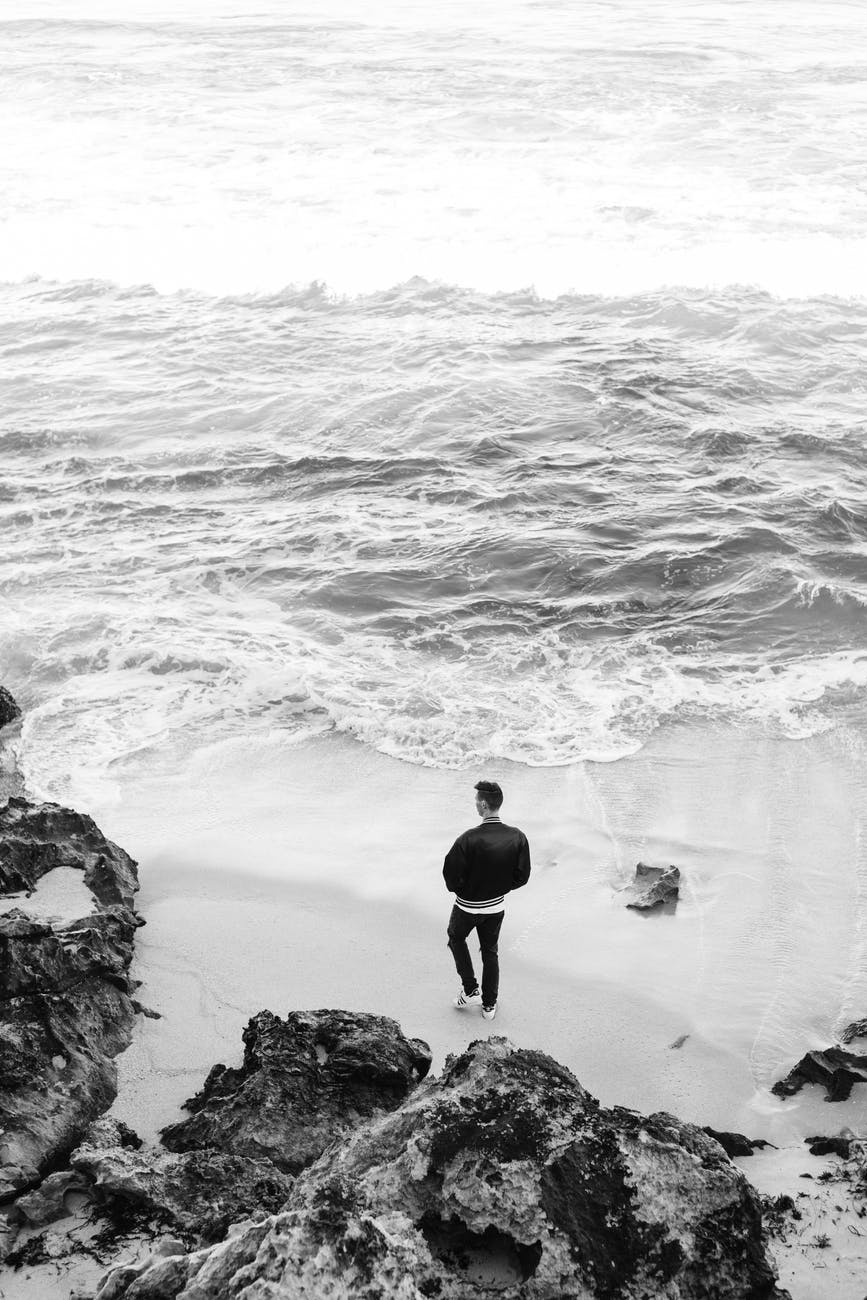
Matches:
[1,0,866,797]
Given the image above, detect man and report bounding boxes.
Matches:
[443,780,531,1021]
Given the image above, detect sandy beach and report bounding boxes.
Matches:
[3,715,867,1297]
[87,718,865,1297]
[88,717,865,1137]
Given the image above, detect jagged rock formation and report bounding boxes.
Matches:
[161,1008,433,1173]
[0,797,139,906]
[97,1036,785,1300]
[702,1127,773,1158]
[8,1167,91,1227]
[805,1134,853,1158]
[7,1012,431,1257]
[0,687,20,730]
[771,1019,867,1102]
[0,800,141,1200]
[840,1017,867,1045]
[771,1044,867,1102]
[624,861,680,910]
[72,1138,294,1244]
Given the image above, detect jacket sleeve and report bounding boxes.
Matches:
[512,833,531,890]
[443,836,467,894]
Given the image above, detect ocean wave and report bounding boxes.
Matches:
[686,429,754,459]
[12,619,867,810]
[794,580,867,613]
[4,235,867,303]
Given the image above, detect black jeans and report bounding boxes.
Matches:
[447,904,505,1008]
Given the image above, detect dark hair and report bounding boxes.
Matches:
[475,780,503,810]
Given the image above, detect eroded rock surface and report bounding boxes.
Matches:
[72,1140,293,1244]
[100,1036,785,1300]
[161,1008,433,1174]
[771,1045,867,1102]
[2,1008,432,1277]
[805,1134,853,1159]
[0,800,141,1200]
[702,1126,773,1158]
[0,687,20,730]
[624,861,680,911]
[66,1114,293,1243]
[841,1017,867,1045]
[0,797,139,907]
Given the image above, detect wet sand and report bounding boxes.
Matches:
[94,719,867,1148]
[4,719,866,1298]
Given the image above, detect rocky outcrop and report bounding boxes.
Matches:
[0,687,20,730]
[161,1008,433,1174]
[2,1008,431,1273]
[772,1040,867,1102]
[702,1127,774,1158]
[98,1036,785,1300]
[840,1017,867,1045]
[806,1134,853,1158]
[0,800,141,1201]
[8,1168,90,1227]
[624,861,680,910]
[71,1138,294,1244]
[0,797,139,907]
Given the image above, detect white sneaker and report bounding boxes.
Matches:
[453,987,482,1009]
[482,1004,497,1021]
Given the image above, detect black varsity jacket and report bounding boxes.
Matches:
[443,817,531,912]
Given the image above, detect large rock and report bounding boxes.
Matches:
[840,1017,867,1045]
[0,800,141,1200]
[83,1011,431,1240]
[161,1008,432,1174]
[805,1134,853,1158]
[624,861,680,911]
[0,797,139,907]
[98,1036,785,1299]
[0,687,21,730]
[0,907,141,1200]
[771,1045,867,1102]
[771,1015,867,1102]
[8,1169,89,1227]
[67,1115,293,1243]
[71,1141,294,1244]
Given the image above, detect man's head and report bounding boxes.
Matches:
[474,780,503,816]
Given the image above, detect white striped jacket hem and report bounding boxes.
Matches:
[455,894,505,916]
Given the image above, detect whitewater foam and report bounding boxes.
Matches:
[4,1,867,300]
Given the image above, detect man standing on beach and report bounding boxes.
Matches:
[443,780,531,1022]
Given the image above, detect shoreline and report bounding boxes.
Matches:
[114,859,865,1148]
[2,709,866,1298]
[84,719,867,1125]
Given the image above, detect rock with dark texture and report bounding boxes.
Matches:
[0,800,141,1200]
[101,1036,785,1300]
[8,1169,89,1226]
[702,1127,774,1158]
[0,687,21,730]
[805,1134,853,1158]
[840,1017,867,1045]
[624,861,680,910]
[160,1008,432,1174]
[0,796,139,907]
[771,1046,867,1102]
[17,1011,431,1266]
[0,907,140,999]
[71,1140,294,1244]
[81,1118,144,1153]
[0,908,140,1199]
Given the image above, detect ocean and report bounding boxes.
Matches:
[3,0,867,799]
[2,1,867,1115]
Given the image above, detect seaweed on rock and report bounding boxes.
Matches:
[96,1034,787,1299]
